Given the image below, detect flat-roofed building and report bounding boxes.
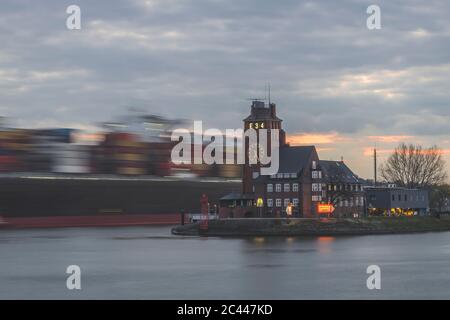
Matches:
[365,187,429,216]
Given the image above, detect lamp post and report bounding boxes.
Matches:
[256,197,264,218]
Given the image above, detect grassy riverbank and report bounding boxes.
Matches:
[172,216,450,237]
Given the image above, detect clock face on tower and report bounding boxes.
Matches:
[248,122,265,129]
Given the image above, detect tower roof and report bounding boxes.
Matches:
[243,101,282,122]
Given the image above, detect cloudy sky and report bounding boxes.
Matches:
[1,0,449,178]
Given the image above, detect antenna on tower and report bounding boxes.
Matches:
[373,146,377,186]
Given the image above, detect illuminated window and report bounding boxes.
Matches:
[267,199,273,207]
[312,161,317,169]
[312,171,319,179]
[284,199,290,207]
[284,183,290,192]
[276,199,282,207]
[267,184,273,192]
[312,183,321,192]
[293,198,299,206]
[275,184,281,192]
[293,183,299,192]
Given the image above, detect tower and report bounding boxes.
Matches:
[242,100,286,194]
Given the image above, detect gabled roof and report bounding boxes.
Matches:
[319,160,361,183]
[277,146,316,174]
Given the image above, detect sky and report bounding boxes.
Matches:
[0,0,449,179]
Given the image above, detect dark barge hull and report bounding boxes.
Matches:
[0,174,241,228]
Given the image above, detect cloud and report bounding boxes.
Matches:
[0,0,449,178]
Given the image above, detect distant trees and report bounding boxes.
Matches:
[380,143,447,188]
[429,184,450,213]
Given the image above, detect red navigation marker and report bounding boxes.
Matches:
[317,204,335,215]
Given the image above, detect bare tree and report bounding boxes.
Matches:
[380,143,447,188]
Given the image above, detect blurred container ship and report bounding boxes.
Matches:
[0,114,241,228]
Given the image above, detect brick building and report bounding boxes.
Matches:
[219,101,364,218]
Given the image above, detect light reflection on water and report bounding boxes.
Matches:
[0,226,449,299]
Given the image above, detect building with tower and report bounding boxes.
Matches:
[219,100,365,218]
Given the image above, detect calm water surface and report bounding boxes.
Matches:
[1,226,450,299]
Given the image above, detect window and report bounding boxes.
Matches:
[344,200,348,207]
[312,160,317,169]
[276,173,283,178]
[360,197,364,206]
[270,174,276,178]
[355,197,359,206]
[267,199,273,207]
[292,198,299,206]
[404,194,408,201]
[267,184,273,193]
[275,184,281,192]
[312,195,322,202]
[252,171,259,179]
[276,199,282,207]
[312,171,322,179]
[290,173,297,178]
[284,198,290,207]
[392,194,395,201]
[284,183,290,192]
[293,183,299,192]
[283,173,290,178]
[398,194,401,201]
[247,200,253,206]
[312,183,322,192]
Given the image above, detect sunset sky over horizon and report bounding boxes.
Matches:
[1,0,449,179]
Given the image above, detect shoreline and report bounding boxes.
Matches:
[171,217,450,237]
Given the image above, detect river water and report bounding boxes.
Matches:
[0,226,449,299]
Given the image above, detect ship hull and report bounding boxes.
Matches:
[0,175,241,228]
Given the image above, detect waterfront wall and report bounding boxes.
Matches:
[172,216,450,237]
